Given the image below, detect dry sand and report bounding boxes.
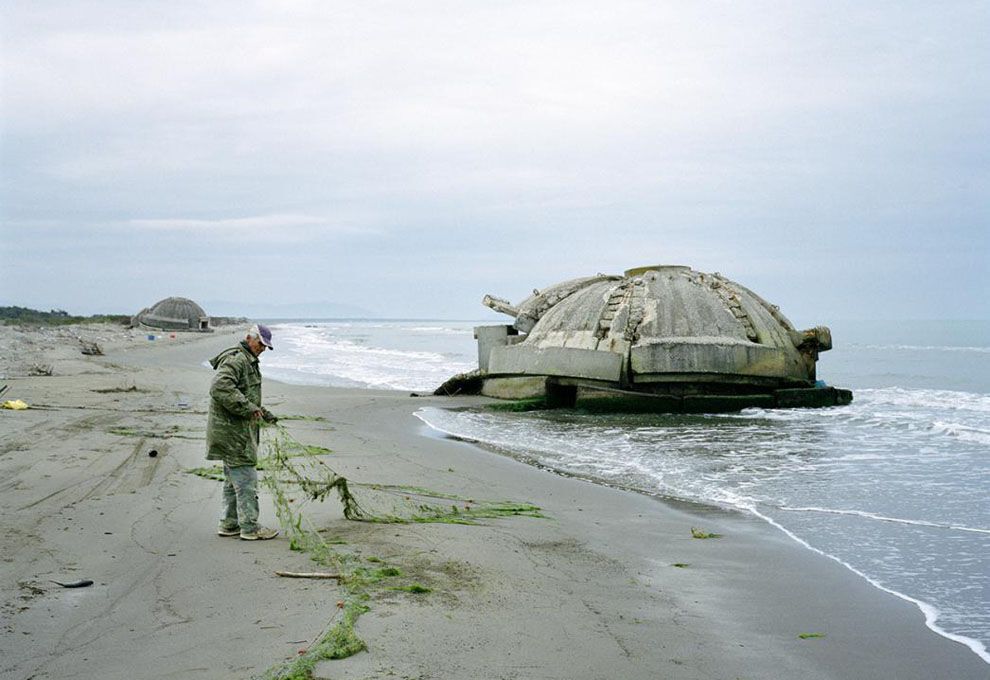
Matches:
[0,324,986,680]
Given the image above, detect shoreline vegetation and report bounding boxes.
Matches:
[0,322,987,679]
[0,305,131,326]
[0,305,247,328]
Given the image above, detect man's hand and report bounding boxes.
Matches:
[262,411,279,424]
[251,409,264,420]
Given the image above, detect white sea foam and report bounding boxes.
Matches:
[778,506,990,535]
[407,325,474,335]
[262,321,475,391]
[413,402,990,664]
[265,320,990,661]
[745,505,990,665]
[857,387,990,412]
[731,388,990,450]
[850,343,990,354]
[930,421,990,445]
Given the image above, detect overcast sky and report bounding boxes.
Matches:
[1,1,987,322]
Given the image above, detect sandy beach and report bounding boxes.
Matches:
[1,324,986,680]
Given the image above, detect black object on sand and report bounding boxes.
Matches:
[148,449,158,457]
[51,579,94,588]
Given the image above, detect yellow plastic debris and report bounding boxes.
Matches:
[1,399,29,410]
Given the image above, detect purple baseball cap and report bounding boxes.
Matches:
[252,323,274,350]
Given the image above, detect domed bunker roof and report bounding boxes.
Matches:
[478,266,847,407]
[135,296,212,332]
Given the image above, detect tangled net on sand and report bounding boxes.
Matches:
[263,426,366,520]
[249,425,543,680]
[258,425,542,549]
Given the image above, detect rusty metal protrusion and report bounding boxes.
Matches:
[792,326,832,354]
[483,294,519,318]
[791,326,832,357]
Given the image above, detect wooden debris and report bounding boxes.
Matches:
[274,570,343,580]
[79,339,104,356]
[28,363,53,376]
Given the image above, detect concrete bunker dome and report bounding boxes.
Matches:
[473,265,851,411]
[133,296,212,332]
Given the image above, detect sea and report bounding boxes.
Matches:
[262,318,989,663]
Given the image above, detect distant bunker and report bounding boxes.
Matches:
[132,296,212,332]
[466,265,852,413]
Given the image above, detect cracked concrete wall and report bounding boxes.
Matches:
[482,265,827,389]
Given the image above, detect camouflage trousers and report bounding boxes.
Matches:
[220,463,259,534]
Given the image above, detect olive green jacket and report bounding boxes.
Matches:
[206,342,271,467]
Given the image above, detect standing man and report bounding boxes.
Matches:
[206,324,280,540]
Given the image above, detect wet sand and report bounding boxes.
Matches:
[0,324,986,679]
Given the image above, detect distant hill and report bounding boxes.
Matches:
[0,306,130,326]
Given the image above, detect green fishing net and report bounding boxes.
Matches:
[259,425,541,539]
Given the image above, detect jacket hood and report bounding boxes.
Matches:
[209,342,254,370]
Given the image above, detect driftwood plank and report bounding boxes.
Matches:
[274,570,342,580]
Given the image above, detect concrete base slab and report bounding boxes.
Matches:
[481,376,547,399]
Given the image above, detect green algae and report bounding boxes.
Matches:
[353,484,544,525]
[359,500,544,526]
[690,527,722,539]
[798,632,826,640]
[278,414,329,422]
[358,483,466,500]
[412,501,544,524]
[109,425,202,440]
[263,600,370,680]
[184,451,311,483]
[486,397,548,412]
[257,425,544,680]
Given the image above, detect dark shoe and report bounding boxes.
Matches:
[217,525,241,537]
[240,527,279,541]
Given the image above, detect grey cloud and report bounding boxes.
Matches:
[1,1,987,320]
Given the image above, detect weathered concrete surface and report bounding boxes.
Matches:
[629,339,801,383]
[475,265,846,407]
[775,386,853,408]
[480,376,547,399]
[488,345,624,382]
[133,296,212,332]
[473,324,518,372]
